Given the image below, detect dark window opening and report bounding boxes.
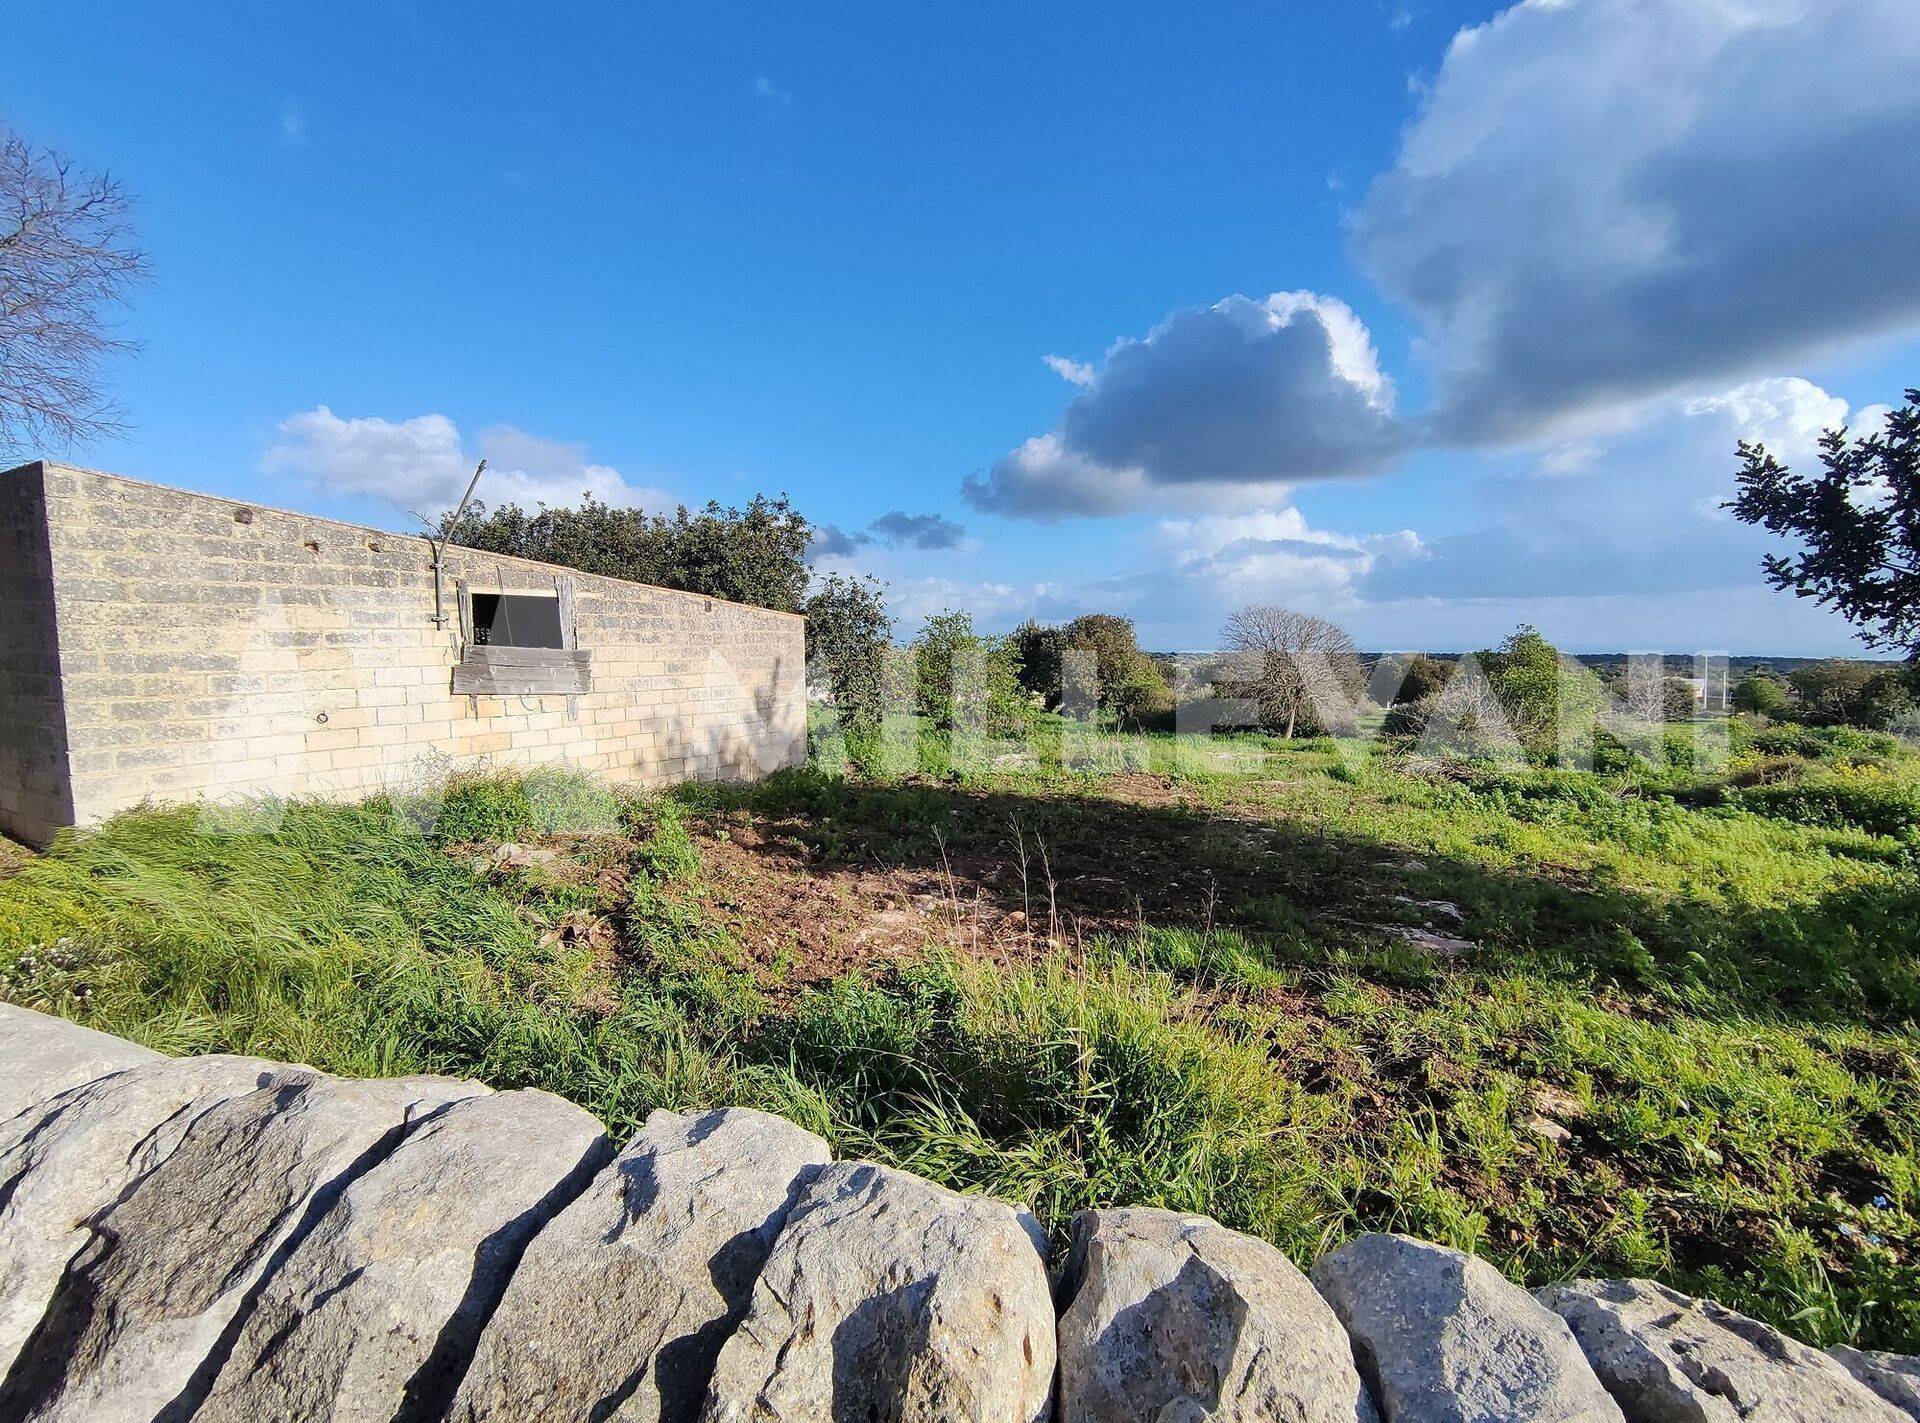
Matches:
[471,593,564,649]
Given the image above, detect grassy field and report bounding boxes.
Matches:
[1,718,1916,1350]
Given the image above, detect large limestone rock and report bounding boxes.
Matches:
[1310,1233,1622,1423]
[0,1053,287,1378]
[700,1160,1055,1423]
[1541,1279,1907,1423]
[451,1105,831,1423]
[0,1002,162,1122]
[0,1070,483,1423]
[1056,1207,1377,1423]
[194,1087,612,1423]
[1831,1347,1920,1421]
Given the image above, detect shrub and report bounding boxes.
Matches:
[1382,697,1433,738]
[1737,770,1920,839]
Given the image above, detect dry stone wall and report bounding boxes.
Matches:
[0,1001,1911,1423]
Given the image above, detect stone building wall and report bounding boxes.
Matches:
[0,461,806,840]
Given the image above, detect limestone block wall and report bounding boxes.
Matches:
[0,462,806,840]
[2,1001,1913,1423]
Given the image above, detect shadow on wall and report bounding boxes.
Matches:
[668,649,804,783]
[0,465,74,846]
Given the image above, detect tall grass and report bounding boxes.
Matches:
[1,759,1916,1350]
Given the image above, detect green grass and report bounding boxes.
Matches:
[2,727,1917,1351]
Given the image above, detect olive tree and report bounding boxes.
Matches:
[1218,605,1365,739]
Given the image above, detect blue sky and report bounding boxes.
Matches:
[8,0,1918,653]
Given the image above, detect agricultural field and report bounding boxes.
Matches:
[2,718,1917,1351]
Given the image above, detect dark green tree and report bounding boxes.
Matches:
[1857,666,1917,731]
[1062,613,1170,716]
[804,574,891,736]
[446,493,812,612]
[1731,672,1791,717]
[1382,652,1453,706]
[1787,659,1875,724]
[1728,389,1919,659]
[1008,620,1068,708]
[1477,624,1607,753]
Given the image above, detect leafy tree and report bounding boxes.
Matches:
[1858,666,1917,731]
[447,493,811,612]
[1377,652,1453,706]
[1732,672,1792,717]
[804,574,891,735]
[1478,624,1607,753]
[1062,613,1170,717]
[1008,620,1068,708]
[1,131,150,455]
[1728,389,1919,658]
[910,610,1031,736]
[1787,659,1876,724]
[1218,605,1365,738]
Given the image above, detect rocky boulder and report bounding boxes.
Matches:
[0,1053,287,1377]
[451,1105,832,1423]
[194,1087,611,1423]
[0,1003,162,1122]
[1830,1347,1920,1421]
[1310,1233,1622,1423]
[1056,1207,1377,1423]
[0,1070,482,1423]
[1541,1279,1907,1423]
[700,1160,1055,1423]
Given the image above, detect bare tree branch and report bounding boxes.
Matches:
[0,131,150,458]
[1218,604,1365,739]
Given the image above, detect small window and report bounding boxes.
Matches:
[453,584,589,696]
[471,593,564,649]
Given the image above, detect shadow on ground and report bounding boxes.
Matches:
[675,769,1920,1029]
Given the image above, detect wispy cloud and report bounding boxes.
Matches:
[278,96,308,147]
[752,75,791,107]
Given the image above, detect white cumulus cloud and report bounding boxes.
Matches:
[262,407,671,520]
[968,293,1406,518]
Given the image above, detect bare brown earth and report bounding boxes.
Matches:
[672,773,1461,996]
